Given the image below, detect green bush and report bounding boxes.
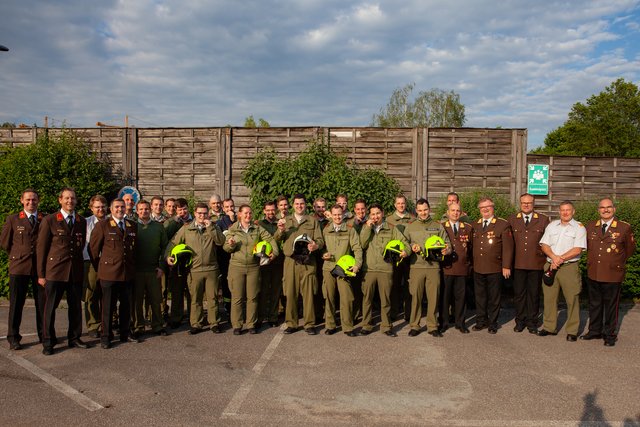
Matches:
[243,140,403,215]
[0,129,120,297]
[432,188,517,223]
[575,198,640,299]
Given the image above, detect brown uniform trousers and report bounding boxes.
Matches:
[441,221,472,330]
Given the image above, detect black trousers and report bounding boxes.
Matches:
[7,274,44,345]
[42,280,83,349]
[586,278,621,338]
[512,269,542,329]
[442,275,467,329]
[390,262,411,321]
[473,272,502,328]
[101,280,132,342]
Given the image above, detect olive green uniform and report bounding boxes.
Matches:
[223,222,278,330]
[386,212,414,321]
[133,220,167,333]
[405,217,449,332]
[321,223,363,332]
[164,216,192,325]
[274,215,324,330]
[257,218,284,323]
[360,222,409,333]
[165,222,225,330]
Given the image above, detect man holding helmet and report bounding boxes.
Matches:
[359,203,409,337]
[405,199,450,337]
[321,204,363,337]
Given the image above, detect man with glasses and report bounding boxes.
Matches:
[538,201,587,342]
[507,193,549,334]
[164,198,193,328]
[471,197,513,334]
[82,195,108,338]
[582,198,635,346]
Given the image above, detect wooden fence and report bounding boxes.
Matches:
[1,126,638,216]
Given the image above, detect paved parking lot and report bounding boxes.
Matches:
[1,301,639,426]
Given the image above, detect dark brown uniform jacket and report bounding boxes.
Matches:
[37,211,86,283]
[0,211,44,275]
[471,217,514,275]
[507,212,550,270]
[586,218,636,283]
[89,218,137,282]
[442,221,472,277]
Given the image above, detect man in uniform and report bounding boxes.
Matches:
[167,202,226,334]
[387,194,414,321]
[442,202,472,334]
[321,204,362,336]
[405,199,449,337]
[346,198,368,321]
[164,198,193,328]
[122,193,138,221]
[360,203,409,337]
[538,201,587,341]
[275,194,324,334]
[471,197,514,334]
[133,200,168,337]
[312,197,329,323]
[90,198,138,348]
[37,187,89,355]
[82,195,107,338]
[216,198,236,318]
[209,194,224,222]
[507,193,550,334]
[582,198,635,346]
[1,189,45,349]
[257,200,284,327]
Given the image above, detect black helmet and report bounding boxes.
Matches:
[542,266,557,286]
[383,240,405,266]
[292,234,311,264]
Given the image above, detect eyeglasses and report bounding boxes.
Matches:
[598,206,613,210]
[479,205,494,209]
[195,211,208,216]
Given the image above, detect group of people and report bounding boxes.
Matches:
[1,187,635,356]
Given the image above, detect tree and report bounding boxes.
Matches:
[533,78,640,157]
[1,122,16,128]
[371,83,466,127]
[244,116,270,128]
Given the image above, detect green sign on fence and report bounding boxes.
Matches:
[527,164,549,195]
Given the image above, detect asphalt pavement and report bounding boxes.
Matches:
[1,300,639,426]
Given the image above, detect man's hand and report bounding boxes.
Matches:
[308,240,319,252]
[411,243,421,253]
[277,218,286,231]
[351,265,360,274]
[502,268,511,279]
[227,237,236,247]
[167,256,175,266]
[156,268,164,279]
[38,278,46,287]
[322,252,332,261]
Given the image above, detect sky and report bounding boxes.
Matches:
[1,0,639,149]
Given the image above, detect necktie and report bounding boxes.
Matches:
[524,216,530,226]
[67,216,73,231]
[483,220,488,231]
[601,223,607,235]
[29,215,36,227]
[453,224,458,236]
[119,221,125,233]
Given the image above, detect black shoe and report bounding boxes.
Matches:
[537,329,557,337]
[9,342,22,350]
[155,329,168,336]
[42,347,54,356]
[440,325,449,333]
[384,330,397,337]
[211,325,223,334]
[580,333,603,341]
[69,339,92,349]
[359,329,372,336]
[188,327,204,335]
[248,328,258,335]
[101,341,111,349]
[428,330,443,338]
[233,328,242,336]
[488,327,498,334]
[566,334,577,342]
[527,327,538,335]
[408,329,420,337]
[283,327,297,334]
[472,324,487,331]
[513,324,525,333]
[457,326,470,334]
[324,328,337,335]
[88,330,101,339]
[604,339,616,347]
[344,331,357,337]
[305,328,317,335]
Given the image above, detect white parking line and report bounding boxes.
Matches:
[0,332,38,340]
[221,326,286,417]
[5,351,104,412]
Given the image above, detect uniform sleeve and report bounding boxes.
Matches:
[439,223,450,246]
[392,226,410,250]
[36,217,52,279]
[624,224,636,260]
[349,228,363,268]
[210,223,226,246]
[312,220,324,251]
[501,222,514,269]
[360,225,373,250]
[0,217,13,252]
[222,227,237,253]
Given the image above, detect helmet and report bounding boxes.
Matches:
[170,243,194,276]
[383,240,405,266]
[424,235,446,262]
[253,240,273,266]
[330,255,357,278]
[542,266,557,286]
[292,234,311,264]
